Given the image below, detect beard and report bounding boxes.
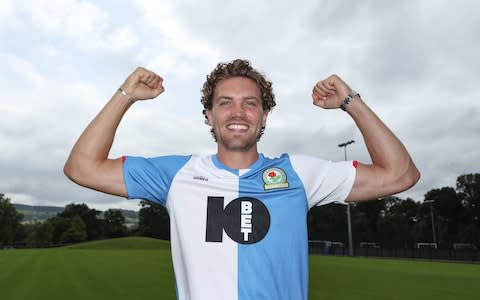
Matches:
[211,126,265,152]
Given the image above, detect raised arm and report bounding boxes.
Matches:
[64,67,164,197]
[312,75,420,202]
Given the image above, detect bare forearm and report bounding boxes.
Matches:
[348,97,409,171]
[64,90,132,183]
[64,67,164,196]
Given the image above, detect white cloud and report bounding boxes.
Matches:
[8,0,142,54]
[1,0,480,211]
[105,27,140,52]
[0,0,14,20]
[21,0,107,36]
[0,53,44,87]
[133,0,221,78]
[63,1,108,37]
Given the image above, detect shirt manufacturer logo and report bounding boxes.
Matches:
[193,176,209,182]
[262,167,289,190]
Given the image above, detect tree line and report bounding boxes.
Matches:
[308,173,480,249]
[1,173,479,249]
[0,197,169,247]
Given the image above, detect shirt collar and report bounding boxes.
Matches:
[212,153,265,176]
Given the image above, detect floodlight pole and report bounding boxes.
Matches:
[338,140,355,256]
[424,199,437,245]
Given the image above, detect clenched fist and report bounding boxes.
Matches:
[120,67,164,101]
[312,74,353,109]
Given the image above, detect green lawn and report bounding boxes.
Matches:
[1,237,479,300]
[310,255,480,300]
[0,238,176,300]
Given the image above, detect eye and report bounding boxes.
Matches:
[218,99,230,106]
[245,100,258,107]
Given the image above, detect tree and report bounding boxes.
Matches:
[424,187,463,247]
[25,221,53,247]
[104,209,127,238]
[352,199,385,243]
[379,197,421,247]
[0,193,24,244]
[59,203,104,240]
[60,216,87,244]
[378,214,410,248]
[308,203,347,242]
[456,173,480,246]
[138,200,170,240]
[47,216,72,244]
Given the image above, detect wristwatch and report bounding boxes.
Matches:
[339,90,360,111]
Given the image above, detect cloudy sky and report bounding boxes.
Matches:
[1,0,479,211]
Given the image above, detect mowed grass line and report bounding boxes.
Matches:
[1,237,480,300]
[309,255,480,300]
[0,238,176,300]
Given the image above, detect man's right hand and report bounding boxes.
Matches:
[120,67,164,101]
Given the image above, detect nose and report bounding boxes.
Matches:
[231,101,246,118]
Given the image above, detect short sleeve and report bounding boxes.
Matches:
[289,154,356,209]
[122,155,191,206]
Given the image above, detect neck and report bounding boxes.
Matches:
[216,146,259,169]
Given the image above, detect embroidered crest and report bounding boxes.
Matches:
[262,167,289,190]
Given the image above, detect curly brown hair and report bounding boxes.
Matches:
[201,59,276,123]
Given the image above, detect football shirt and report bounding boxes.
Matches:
[123,153,356,300]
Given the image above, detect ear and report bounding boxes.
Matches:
[205,109,213,126]
[262,110,269,127]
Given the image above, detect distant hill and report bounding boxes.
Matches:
[14,203,139,227]
[14,203,64,223]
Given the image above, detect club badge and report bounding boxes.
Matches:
[262,167,289,190]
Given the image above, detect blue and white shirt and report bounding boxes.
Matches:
[123,153,356,300]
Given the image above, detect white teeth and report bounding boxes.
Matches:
[228,124,248,130]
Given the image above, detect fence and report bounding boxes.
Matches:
[1,242,69,249]
[4,240,479,263]
[308,240,479,263]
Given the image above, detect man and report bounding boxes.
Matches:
[64,59,420,300]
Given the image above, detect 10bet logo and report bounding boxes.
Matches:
[205,196,270,244]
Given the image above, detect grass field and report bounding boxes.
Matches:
[1,237,479,300]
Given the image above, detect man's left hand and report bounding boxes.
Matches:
[312,75,352,109]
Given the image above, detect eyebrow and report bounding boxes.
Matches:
[216,95,260,101]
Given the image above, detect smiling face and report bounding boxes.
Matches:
[206,76,269,154]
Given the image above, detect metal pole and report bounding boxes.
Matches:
[430,204,437,245]
[424,200,437,246]
[338,140,355,256]
[346,204,353,255]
